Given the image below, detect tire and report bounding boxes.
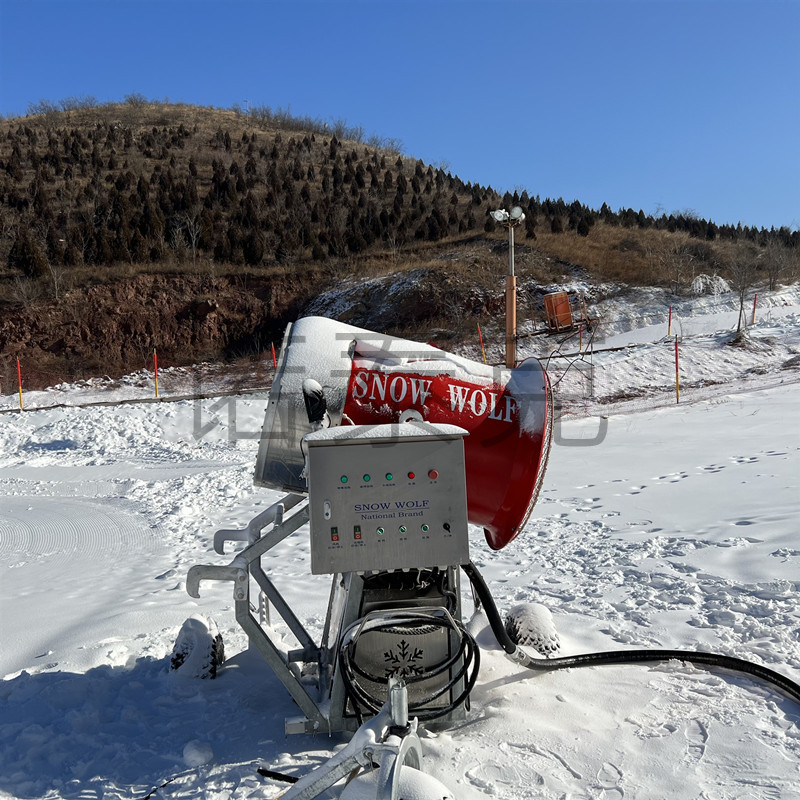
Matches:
[170,615,226,679]
[505,602,560,657]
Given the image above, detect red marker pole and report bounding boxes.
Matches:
[271,342,277,370]
[153,349,159,398]
[674,338,680,404]
[477,324,487,365]
[17,358,23,410]
[667,306,673,338]
[752,293,758,326]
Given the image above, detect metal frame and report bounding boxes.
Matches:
[278,679,425,800]
[188,493,331,734]
[188,492,469,736]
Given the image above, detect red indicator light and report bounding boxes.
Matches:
[428,469,439,480]
[408,471,416,480]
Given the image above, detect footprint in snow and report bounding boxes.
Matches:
[597,761,624,799]
[684,718,708,764]
[465,761,527,794]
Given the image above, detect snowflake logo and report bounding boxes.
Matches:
[383,639,424,677]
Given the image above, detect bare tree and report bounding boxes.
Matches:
[384,232,403,266]
[181,209,202,267]
[763,242,788,291]
[11,276,42,305]
[726,246,760,335]
[47,259,67,300]
[656,243,695,295]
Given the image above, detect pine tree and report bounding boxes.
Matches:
[8,228,48,277]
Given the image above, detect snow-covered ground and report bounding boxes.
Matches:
[1,285,799,800]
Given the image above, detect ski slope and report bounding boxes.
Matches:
[1,286,799,799]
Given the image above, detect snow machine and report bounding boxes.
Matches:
[254,316,551,550]
[185,318,552,795]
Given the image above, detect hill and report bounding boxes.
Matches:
[1,100,797,389]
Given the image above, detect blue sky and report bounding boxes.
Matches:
[1,0,797,230]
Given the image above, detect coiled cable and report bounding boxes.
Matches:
[339,611,480,723]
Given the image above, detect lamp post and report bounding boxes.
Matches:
[490,206,525,368]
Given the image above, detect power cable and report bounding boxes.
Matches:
[462,561,800,706]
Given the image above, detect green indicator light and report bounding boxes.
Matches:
[340,475,348,484]
[421,524,430,532]
[399,525,407,533]
[385,472,393,481]
[377,527,385,535]
[363,474,371,482]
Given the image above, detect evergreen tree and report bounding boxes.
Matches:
[243,229,264,265]
[8,228,48,277]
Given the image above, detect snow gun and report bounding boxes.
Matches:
[185,316,800,800]
[252,316,551,550]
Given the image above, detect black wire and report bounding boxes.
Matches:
[341,620,474,716]
[545,326,597,392]
[462,561,800,706]
[339,613,480,721]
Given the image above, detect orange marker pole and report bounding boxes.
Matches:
[17,358,23,410]
[271,342,277,369]
[674,338,680,404]
[477,324,487,365]
[752,293,758,326]
[667,306,672,338]
[154,349,159,398]
[579,324,583,353]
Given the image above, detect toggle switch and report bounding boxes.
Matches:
[323,499,332,520]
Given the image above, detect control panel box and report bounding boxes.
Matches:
[305,424,470,575]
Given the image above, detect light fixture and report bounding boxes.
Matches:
[490,209,509,223]
[510,206,525,221]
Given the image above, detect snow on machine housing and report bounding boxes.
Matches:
[254,316,552,550]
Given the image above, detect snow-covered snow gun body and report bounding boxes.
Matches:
[254,316,552,549]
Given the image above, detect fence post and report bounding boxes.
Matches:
[154,349,159,399]
[17,358,23,410]
[477,324,487,365]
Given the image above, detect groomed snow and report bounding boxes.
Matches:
[1,285,799,799]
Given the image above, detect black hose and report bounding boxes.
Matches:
[462,561,800,706]
[257,767,299,784]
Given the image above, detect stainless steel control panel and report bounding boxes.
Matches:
[305,424,470,575]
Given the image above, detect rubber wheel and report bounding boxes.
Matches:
[170,615,226,679]
[504,602,560,657]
